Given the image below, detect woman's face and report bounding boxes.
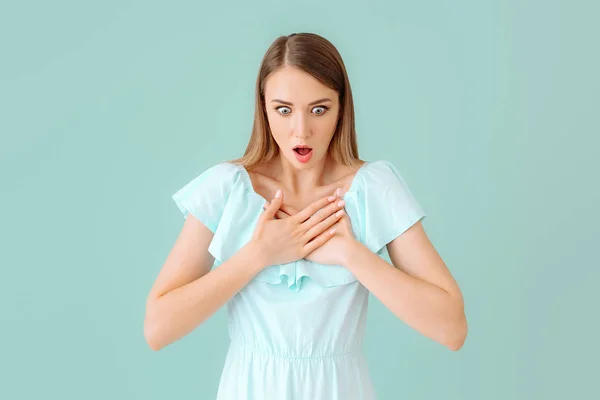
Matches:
[263,66,340,168]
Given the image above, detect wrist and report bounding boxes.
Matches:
[242,240,270,272]
[340,238,363,267]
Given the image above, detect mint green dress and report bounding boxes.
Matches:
[172,160,426,400]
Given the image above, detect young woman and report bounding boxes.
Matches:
[145,32,467,400]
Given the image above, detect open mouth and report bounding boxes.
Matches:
[293,145,313,155]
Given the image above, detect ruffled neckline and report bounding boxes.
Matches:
[228,161,374,202]
[208,161,382,291]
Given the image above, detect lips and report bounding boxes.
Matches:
[293,145,312,155]
[293,145,313,163]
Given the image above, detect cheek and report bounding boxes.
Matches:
[267,114,287,133]
[266,111,285,129]
[267,121,287,147]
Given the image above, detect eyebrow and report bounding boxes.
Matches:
[270,98,333,106]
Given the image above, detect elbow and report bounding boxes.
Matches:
[145,335,162,352]
[144,324,160,351]
[446,314,468,351]
[144,296,167,351]
[447,336,466,352]
[144,315,165,352]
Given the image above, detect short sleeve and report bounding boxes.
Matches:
[171,162,241,233]
[362,160,427,254]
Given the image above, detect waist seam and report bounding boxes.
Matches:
[229,340,361,360]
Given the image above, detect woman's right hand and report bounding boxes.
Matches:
[250,189,346,267]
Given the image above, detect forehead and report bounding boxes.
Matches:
[264,66,337,103]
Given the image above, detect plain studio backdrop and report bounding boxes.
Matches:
[1,1,598,399]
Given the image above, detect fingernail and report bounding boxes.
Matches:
[275,189,282,198]
[328,195,336,201]
[335,188,341,197]
[336,209,345,217]
[337,200,345,207]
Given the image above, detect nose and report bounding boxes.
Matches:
[292,112,310,138]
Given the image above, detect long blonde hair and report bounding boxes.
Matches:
[228,32,364,171]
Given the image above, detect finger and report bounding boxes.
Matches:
[281,203,300,215]
[302,225,337,256]
[263,201,290,219]
[275,202,298,216]
[302,208,345,242]
[301,198,345,231]
[268,196,333,217]
[261,189,283,220]
[263,207,287,219]
[274,209,288,219]
[326,187,343,200]
[293,195,337,223]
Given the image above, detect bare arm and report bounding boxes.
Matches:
[143,214,266,351]
[341,221,467,351]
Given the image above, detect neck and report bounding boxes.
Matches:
[274,153,333,197]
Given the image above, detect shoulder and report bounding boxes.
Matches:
[350,159,427,254]
[183,162,241,188]
[172,161,244,208]
[352,159,409,188]
[352,158,425,218]
[204,161,242,178]
[171,161,245,231]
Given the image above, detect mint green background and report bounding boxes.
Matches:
[1,1,598,399]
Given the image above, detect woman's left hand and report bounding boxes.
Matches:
[262,188,358,266]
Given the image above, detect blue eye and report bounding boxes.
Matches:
[312,106,328,115]
[276,106,291,115]
[275,105,329,116]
